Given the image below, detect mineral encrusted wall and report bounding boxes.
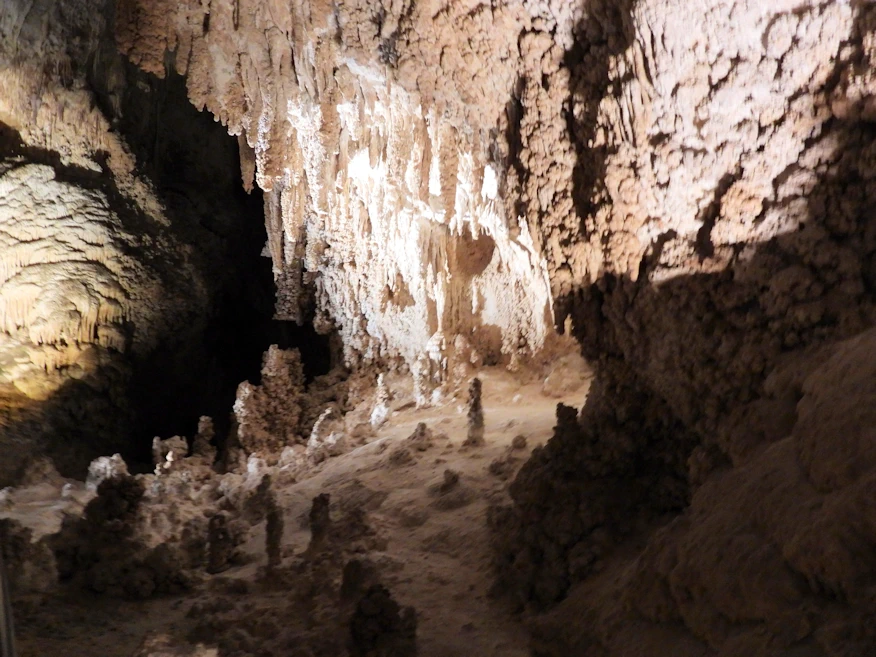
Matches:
[556,0,876,433]
[0,151,176,482]
[113,0,876,403]
[0,0,285,481]
[116,0,565,372]
[0,0,209,478]
[495,1,876,653]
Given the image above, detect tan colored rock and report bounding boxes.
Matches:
[233,346,305,459]
[463,378,484,447]
[116,0,556,372]
[134,634,218,657]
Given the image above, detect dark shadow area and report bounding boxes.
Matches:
[563,0,636,239]
[0,58,331,480]
[84,56,332,466]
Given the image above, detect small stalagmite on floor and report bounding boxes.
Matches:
[463,378,485,448]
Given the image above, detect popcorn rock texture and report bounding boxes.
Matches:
[233,346,306,458]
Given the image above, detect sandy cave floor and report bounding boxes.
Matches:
[5,366,591,657]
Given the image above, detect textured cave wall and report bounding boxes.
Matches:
[494,1,876,655]
[554,0,876,436]
[115,0,566,372]
[0,0,208,480]
[113,0,876,395]
[0,0,288,482]
[0,144,192,483]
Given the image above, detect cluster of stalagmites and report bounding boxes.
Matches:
[0,328,543,656]
[0,345,523,656]
[1,421,421,656]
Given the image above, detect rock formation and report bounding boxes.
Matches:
[264,485,283,572]
[349,584,418,657]
[206,513,233,575]
[114,0,557,372]
[307,493,332,555]
[234,346,306,458]
[370,374,391,429]
[4,0,876,655]
[463,378,485,447]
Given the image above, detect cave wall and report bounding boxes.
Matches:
[496,2,876,653]
[0,0,293,481]
[110,0,876,404]
[115,0,563,371]
[0,0,204,479]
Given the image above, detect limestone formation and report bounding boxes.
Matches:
[85,454,130,492]
[5,0,876,655]
[264,490,283,572]
[405,423,433,453]
[134,635,218,657]
[370,374,391,429]
[488,451,519,482]
[0,518,57,595]
[191,417,217,462]
[152,436,188,475]
[410,355,431,410]
[206,513,233,575]
[0,0,284,484]
[307,493,332,554]
[115,0,556,373]
[384,442,415,468]
[349,584,418,657]
[463,378,485,447]
[233,346,305,458]
[340,559,380,604]
[306,408,347,464]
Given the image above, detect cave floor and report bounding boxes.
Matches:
[10,366,591,656]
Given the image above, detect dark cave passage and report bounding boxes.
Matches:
[87,58,332,468]
[124,206,333,469]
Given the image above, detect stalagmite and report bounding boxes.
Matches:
[411,355,430,410]
[192,417,216,461]
[463,378,484,448]
[370,374,391,429]
[307,493,331,555]
[85,454,129,492]
[206,513,232,575]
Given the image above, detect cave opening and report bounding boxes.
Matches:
[86,56,332,468]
